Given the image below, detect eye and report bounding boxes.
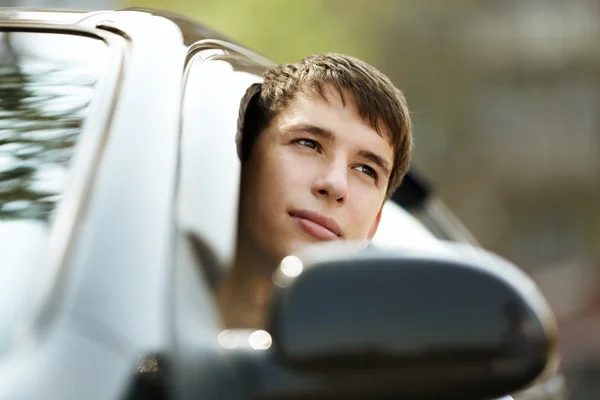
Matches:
[355,165,377,180]
[294,138,320,150]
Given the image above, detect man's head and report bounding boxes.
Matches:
[236,53,412,266]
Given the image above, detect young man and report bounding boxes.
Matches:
[216,53,412,329]
[216,53,516,400]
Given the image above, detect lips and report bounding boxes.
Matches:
[289,209,342,241]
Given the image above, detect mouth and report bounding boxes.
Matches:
[289,209,342,241]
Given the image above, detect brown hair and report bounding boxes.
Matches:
[238,53,412,200]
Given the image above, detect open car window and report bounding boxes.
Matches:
[0,31,109,351]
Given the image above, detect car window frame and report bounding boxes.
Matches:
[0,21,128,334]
[176,43,271,288]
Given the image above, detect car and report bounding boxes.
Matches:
[0,7,562,400]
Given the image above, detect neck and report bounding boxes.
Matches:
[215,238,279,329]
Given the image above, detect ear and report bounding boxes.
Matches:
[366,208,383,241]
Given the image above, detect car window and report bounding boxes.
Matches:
[0,31,109,350]
[178,49,263,269]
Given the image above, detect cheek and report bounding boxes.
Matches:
[346,183,384,237]
[268,148,314,194]
[245,145,307,209]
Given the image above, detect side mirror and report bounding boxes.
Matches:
[263,243,558,400]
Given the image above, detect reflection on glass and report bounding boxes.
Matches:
[0,31,108,353]
[0,32,105,223]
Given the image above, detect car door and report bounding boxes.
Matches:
[0,10,203,399]
[0,18,135,399]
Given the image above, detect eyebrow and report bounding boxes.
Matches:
[358,150,391,178]
[286,123,391,177]
[286,123,336,143]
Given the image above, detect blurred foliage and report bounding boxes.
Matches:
[124,0,401,63]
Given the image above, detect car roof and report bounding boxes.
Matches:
[0,8,104,25]
[0,7,239,45]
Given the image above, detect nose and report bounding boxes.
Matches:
[312,159,348,205]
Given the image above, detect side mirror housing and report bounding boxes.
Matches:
[264,243,558,400]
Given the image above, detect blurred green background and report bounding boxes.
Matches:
[119,0,599,398]
[121,0,599,271]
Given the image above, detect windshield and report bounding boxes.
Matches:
[0,31,108,351]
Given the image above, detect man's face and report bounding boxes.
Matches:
[238,86,394,266]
